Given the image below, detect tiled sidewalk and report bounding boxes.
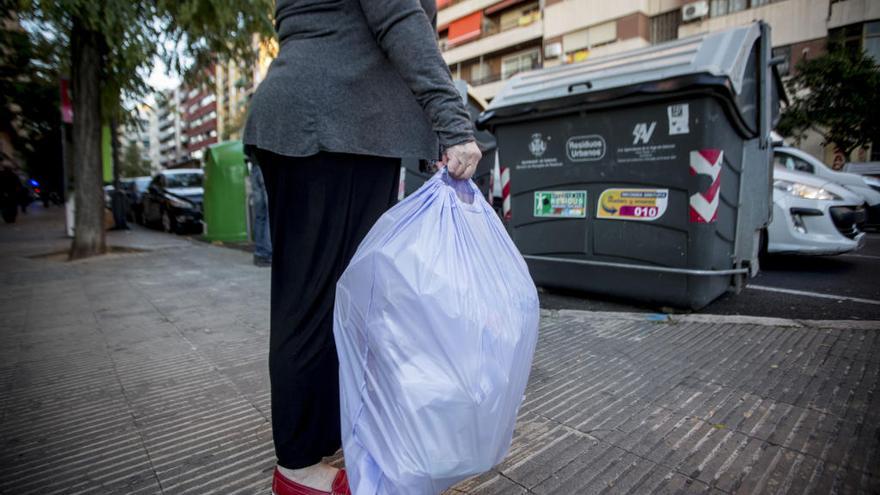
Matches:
[1,208,878,494]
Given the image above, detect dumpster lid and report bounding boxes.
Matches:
[483,22,766,121]
[206,140,244,164]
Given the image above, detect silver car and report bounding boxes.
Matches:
[774,146,880,227]
[767,167,867,255]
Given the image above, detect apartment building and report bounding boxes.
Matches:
[439,0,880,104]
[215,62,252,142]
[146,107,161,173]
[119,104,160,174]
[215,37,277,141]
[156,88,185,169]
[438,0,544,101]
[180,82,218,162]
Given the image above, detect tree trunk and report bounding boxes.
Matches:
[69,19,106,259]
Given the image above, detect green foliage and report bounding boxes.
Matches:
[11,0,274,257]
[17,0,274,102]
[0,6,62,173]
[119,141,150,178]
[158,0,274,85]
[777,46,880,158]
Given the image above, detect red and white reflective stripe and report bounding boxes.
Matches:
[398,165,406,201]
[501,166,511,220]
[688,149,722,223]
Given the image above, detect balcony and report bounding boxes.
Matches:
[465,56,540,99]
[438,0,505,28]
[186,120,217,139]
[159,129,176,143]
[158,117,175,131]
[187,136,218,153]
[186,102,216,122]
[828,0,880,30]
[442,18,542,66]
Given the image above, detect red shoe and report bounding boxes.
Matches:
[272,467,351,495]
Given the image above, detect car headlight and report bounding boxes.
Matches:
[167,196,192,209]
[773,180,840,201]
[863,176,880,193]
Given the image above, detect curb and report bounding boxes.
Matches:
[542,308,880,330]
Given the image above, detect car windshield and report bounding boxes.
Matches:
[165,173,202,188]
[134,178,151,191]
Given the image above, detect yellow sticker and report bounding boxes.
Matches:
[597,188,668,221]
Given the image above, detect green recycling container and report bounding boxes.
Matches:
[203,140,249,242]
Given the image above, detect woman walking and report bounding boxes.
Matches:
[243,1,481,494]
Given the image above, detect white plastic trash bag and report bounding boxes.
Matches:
[334,170,540,495]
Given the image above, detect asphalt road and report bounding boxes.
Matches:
[540,233,880,321]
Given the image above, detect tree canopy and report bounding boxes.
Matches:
[0,4,64,190]
[18,0,274,103]
[11,0,274,258]
[777,45,880,159]
[119,140,151,178]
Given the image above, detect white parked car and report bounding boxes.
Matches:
[767,167,866,255]
[773,146,880,227]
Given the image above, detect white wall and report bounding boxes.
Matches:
[828,0,880,30]
[543,0,681,40]
[442,20,543,65]
[678,0,830,46]
[545,0,640,40]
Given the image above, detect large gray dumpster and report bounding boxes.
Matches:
[477,22,785,309]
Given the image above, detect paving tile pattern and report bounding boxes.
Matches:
[1,213,878,494]
[451,313,880,495]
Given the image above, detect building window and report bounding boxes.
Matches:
[501,49,540,80]
[562,21,617,63]
[830,21,880,62]
[471,62,491,83]
[497,2,540,32]
[865,21,880,63]
[710,0,749,17]
[650,9,681,44]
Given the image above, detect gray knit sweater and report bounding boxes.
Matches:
[243,0,475,162]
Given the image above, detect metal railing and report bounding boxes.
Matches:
[466,60,541,87]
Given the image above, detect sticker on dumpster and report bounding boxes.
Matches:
[632,122,656,145]
[534,191,587,218]
[566,135,606,162]
[597,188,668,221]
[668,104,689,135]
[520,133,563,170]
[529,133,547,157]
[689,149,723,223]
[617,122,677,163]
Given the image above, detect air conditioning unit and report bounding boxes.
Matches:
[544,42,562,59]
[682,1,709,22]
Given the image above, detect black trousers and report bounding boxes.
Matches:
[256,149,400,469]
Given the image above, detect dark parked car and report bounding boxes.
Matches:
[142,168,204,234]
[122,176,152,224]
